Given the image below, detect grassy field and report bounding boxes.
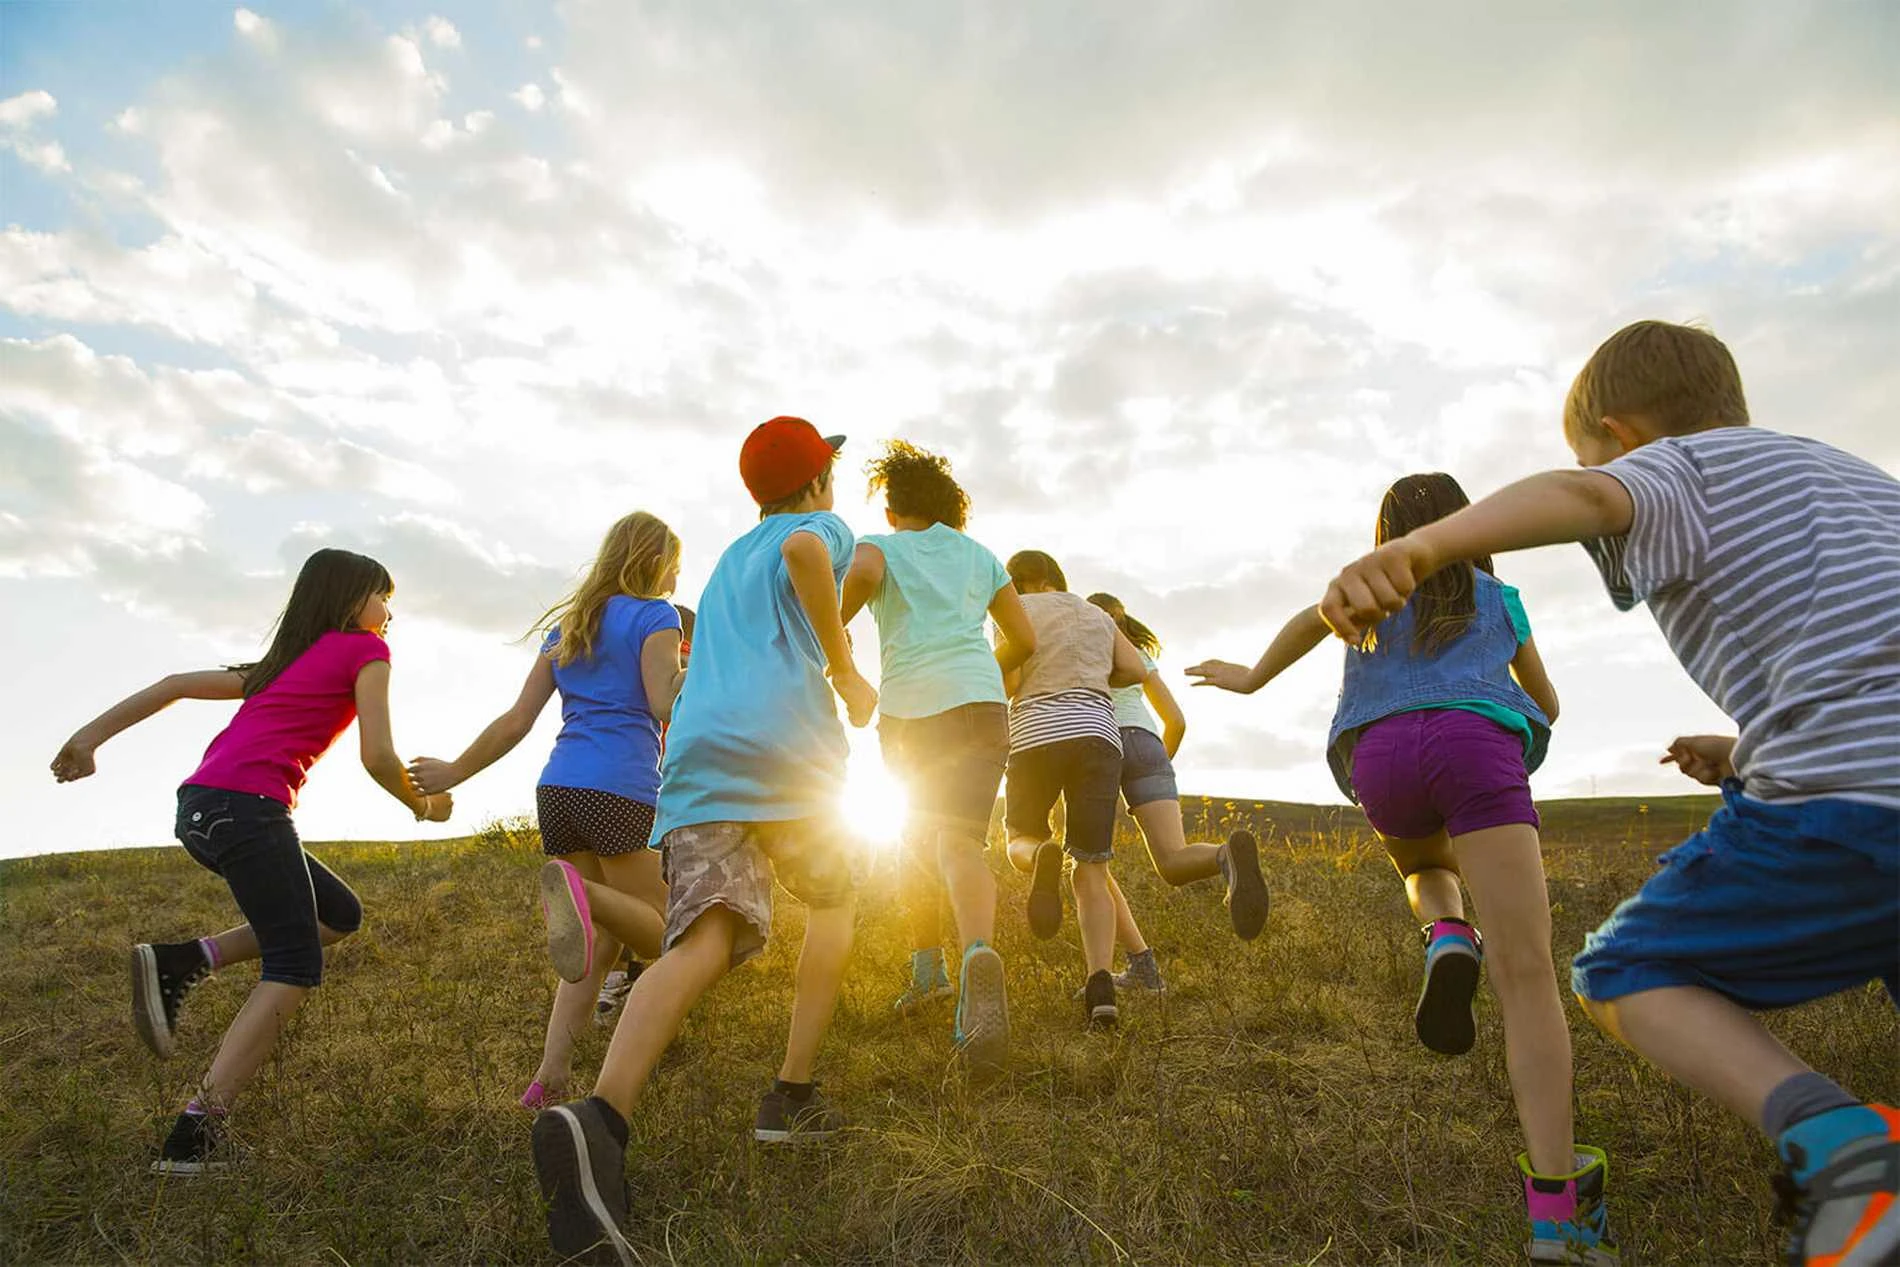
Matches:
[2,795,1893,1265]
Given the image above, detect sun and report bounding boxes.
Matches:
[840,749,910,856]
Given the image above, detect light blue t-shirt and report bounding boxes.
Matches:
[538,596,681,803]
[1111,652,1161,735]
[651,511,855,838]
[862,524,1010,719]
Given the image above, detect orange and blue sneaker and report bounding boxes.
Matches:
[1520,1146,1619,1265]
[1774,1103,1900,1267]
[1416,917,1482,1055]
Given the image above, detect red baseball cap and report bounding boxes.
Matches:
[739,416,845,504]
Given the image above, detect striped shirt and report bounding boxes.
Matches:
[1583,428,1900,809]
[1009,689,1124,755]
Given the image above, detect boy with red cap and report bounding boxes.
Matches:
[531,417,878,1266]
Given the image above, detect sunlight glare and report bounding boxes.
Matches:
[841,750,910,857]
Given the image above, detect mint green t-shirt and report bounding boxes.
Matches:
[862,524,1010,720]
[1111,652,1161,735]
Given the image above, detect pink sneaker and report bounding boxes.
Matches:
[538,859,595,983]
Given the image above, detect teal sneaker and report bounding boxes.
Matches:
[1773,1103,1900,1267]
[1520,1147,1619,1265]
[954,942,1009,1081]
[891,950,952,1017]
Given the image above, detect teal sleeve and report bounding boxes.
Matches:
[1499,584,1532,645]
[988,549,1009,596]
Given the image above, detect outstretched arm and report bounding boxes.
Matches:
[784,530,877,727]
[408,655,557,795]
[1321,469,1632,644]
[1186,605,1330,695]
[51,670,245,782]
[356,660,450,821]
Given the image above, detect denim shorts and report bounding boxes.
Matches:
[1004,736,1122,863]
[1118,726,1179,809]
[878,703,1008,838]
[1571,781,1899,1010]
[175,783,363,987]
[1349,709,1539,839]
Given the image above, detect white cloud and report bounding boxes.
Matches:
[511,82,545,112]
[423,16,461,49]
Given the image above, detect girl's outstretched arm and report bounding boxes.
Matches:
[51,670,245,782]
[1142,671,1187,759]
[355,660,450,822]
[1510,636,1560,724]
[408,655,557,795]
[838,543,885,625]
[1185,605,1330,695]
[640,627,685,723]
[988,583,1037,676]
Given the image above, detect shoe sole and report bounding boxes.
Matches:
[539,861,595,984]
[753,1119,838,1145]
[1027,842,1063,939]
[1089,1003,1118,1029]
[1527,1238,1620,1266]
[150,1158,231,1177]
[130,945,174,1059]
[1415,944,1481,1056]
[1840,1203,1900,1267]
[532,1106,634,1267]
[893,984,954,1018]
[958,948,1010,1082]
[1224,831,1269,941]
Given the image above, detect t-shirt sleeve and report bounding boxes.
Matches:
[1497,584,1532,645]
[337,631,391,683]
[1595,440,1709,601]
[985,547,1010,598]
[637,600,684,647]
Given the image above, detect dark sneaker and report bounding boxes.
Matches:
[1521,1146,1619,1265]
[1220,830,1269,940]
[594,962,642,1025]
[1775,1103,1900,1267]
[1083,969,1117,1030]
[754,1084,845,1144]
[1115,952,1168,994]
[532,1097,634,1267]
[1026,841,1064,939]
[131,941,210,1059]
[955,944,1009,1082]
[151,1111,231,1177]
[1414,918,1483,1056]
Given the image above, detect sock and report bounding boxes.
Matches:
[1764,1072,1862,1140]
[585,1096,629,1148]
[183,1097,229,1118]
[197,938,222,972]
[909,947,944,986]
[773,1078,814,1104]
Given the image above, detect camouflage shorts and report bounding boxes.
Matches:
[658,818,862,968]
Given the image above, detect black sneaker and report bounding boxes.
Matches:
[531,1097,634,1267]
[1221,830,1270,940]
[151,1111,231,1177]
[753,1083,845,1144]
[1026,841,1064,939]
[1083,969,1117,1030]
[131,941,211,1059]
[1415,919,1483,1056]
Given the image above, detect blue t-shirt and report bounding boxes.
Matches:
[651,511,855,838]
[862,524,1010,719]
[538,596,682,804]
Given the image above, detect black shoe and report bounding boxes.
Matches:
[1221,830,1269,941]
[131,941,211,1059]
[1026,841,1064,939]
[532,1098,634,1267]
[1083,969,1117,1030]
[754,1083,845,1144]
[1415,920,1483,1056]
[151,1111,230,1176]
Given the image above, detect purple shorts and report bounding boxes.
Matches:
[1349,709,1539,840]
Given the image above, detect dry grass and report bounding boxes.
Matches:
[1,796,1892,1265]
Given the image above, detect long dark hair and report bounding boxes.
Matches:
[1006,550,1067,593]
[1087,592,1158,656]
[1375,473,1494,656]
[865,440,970,530]
[233,549,393,696]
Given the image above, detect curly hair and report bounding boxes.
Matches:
[865,440,970,530]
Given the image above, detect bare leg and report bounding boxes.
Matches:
[1581,987,1809,1130]
[938,830,996,949]
[779,901,857,1083]
[1006,834,1040,874]
[592,908,738,1119]
[1383,829,1464,924]
[1107,870,1148,955]
[198,981,310,1108]
[533,930,622,1093]
[202,921,350,968]
[578,853,666,962]
[1130,800,1221,887]
[1072,860,1116,975]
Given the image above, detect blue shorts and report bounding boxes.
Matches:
[1571,782,1899,1011]
[1119,727,1178,809]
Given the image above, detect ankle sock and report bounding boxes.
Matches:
[197,938,222,971]
[1763,1071,1860,1140]
[183,1097,229,1118]
[773,1079,814,1104]
[585,1096,629,1147]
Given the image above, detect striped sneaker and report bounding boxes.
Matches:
[1521,1147,1619,1265]
[1415,918,1482,1056]
[1775,1103,1900,1267]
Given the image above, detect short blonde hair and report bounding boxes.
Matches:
[536,511,682,667]
[1564,320,1749,447]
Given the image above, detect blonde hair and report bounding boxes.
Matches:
[536,511,682,667]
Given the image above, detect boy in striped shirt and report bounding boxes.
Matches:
[1320,321,1898,1267]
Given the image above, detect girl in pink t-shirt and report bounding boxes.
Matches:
[50,548,451,1176]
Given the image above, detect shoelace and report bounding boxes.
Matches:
[164,962,211,1015]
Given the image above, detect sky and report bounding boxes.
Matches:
[2,1,1896,858]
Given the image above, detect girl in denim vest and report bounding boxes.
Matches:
[1189,473,1616,1265]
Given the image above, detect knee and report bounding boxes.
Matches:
[322,893,365,937]
[1482,933,1556,991]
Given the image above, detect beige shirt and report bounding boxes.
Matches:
[1016,591,1117,700]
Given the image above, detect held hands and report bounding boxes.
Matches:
[416,791,455,823]
[1184,659,1257,694]
[1319,537,1439,645]
[829,666,878,728]
[1660,735,1737,787]
[406,756,462,797]
[50,736,97,783]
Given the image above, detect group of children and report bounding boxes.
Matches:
[50,322,1898,1266]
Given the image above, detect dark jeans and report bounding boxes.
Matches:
[175,784,362,987]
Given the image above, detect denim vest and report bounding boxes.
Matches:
[1325,570,1549,801]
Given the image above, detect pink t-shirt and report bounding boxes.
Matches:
[185,630,391,807]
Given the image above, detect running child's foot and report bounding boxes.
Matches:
[1220,830,1269,940]
[532,1096,635,1267]
[1774,1103,1900,1267]
[521,1080,563,1111]
[1414,918,1483,1056]
[891,949,953,1016]
[1083,969,1117,1030]
[130,941,211,1059]
[1026,841,1064,939]
[538,859,596,983]
[151,1110,231,1177]
[754,1081,845,1144]
[955,943,1009,1082]
[1520,1146,1619,1265]
[1115,948,1167,993]
[594,963,641,1025]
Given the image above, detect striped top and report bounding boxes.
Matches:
[1583,428,1900,809]
[1009,688,1123,755]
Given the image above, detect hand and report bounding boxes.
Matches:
[50,737,97,783]
[406,756,461,796]
[1184,659,1256,694]
[417,792,454,823]
[830,667,878,729]
[1319,537,1439,646]
[1660,735,1737,787]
